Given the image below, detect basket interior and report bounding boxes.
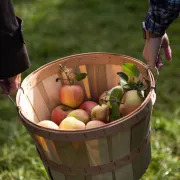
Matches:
[16,53,151,124]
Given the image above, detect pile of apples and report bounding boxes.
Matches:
[37,63,148,131]
[38,88,110,131]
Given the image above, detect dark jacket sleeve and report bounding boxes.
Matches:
[145,0,180,36]
[0,0,31,80]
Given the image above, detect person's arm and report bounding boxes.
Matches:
[0,0,31,94]
[145,0,180,36]
[142,0,180,70]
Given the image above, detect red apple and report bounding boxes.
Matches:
[51,105,73,125]
[79,100,98,115]
[59,85,84,108]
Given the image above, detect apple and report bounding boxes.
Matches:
[67,109,90,124]
[51,105,73,125]
[99,86,123,107]
[37,120,58,153]
[99,91,109,105]
[119,90,144,116]
[91,104,110,122]
[109,86,122,93]
[86,120,106,129]
[59,117,86,130]
[79,101,98,115]
[59,85,84,108]
[38,120,59,130]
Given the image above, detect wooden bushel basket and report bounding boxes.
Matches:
[16,52,156,180]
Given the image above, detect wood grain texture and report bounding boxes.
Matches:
[106,65,122,90]
[53,141,79,167]
[53,141,90,169]
[49,168,66,180]
[37,82,52,113]
[18,92,39,123]
[95,64,108,98]
[85,137,109,166]
[132,141,151,180]
[91,172,113,180]
[42,74,63,111]
[131,111,151,151]
[79,65,91,100]
[114,164,133,180]
[72,66,88,100]
[26,86,51,121]
[110,129,133,179]
[65,175,85,180]
[111,130,131,159]
[86,65,99,101]
[36,135,61,164]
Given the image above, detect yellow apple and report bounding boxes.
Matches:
[119,90,144,116]
[67,109,90,124]
[91,104,109,122]
[59,117,85,130]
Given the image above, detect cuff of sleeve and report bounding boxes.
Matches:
[145,18,166,37]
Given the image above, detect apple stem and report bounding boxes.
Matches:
[59,64,74,85]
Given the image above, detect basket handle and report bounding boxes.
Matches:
[0,80,20,111]
[146,65,159,90]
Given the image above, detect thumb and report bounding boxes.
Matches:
[161,33,172,61]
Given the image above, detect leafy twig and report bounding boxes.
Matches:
[57,64,87,85]
[59,64,74,85]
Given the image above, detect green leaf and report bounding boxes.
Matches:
[109,87,124,107]
[110,102,122,121]
[123,84,132,91]
[74,73,87,81]
[128,77,135,83]
[136,80,143,88]
[69,79,74,85]
[122,63,139,77]
[135,80,146,90]
[117,72,129,87]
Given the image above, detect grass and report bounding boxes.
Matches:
[0,0,180,179]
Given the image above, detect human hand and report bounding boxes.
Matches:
[142,33,172,71]
[0,74,21,95]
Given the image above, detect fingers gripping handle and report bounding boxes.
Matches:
[146,65,158,89]
[0,80,10,94]
[0,80,20,110]
[146,65,158,106]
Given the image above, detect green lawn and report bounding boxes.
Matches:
[0,0,180,179]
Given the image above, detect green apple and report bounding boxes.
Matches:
[119,90,144,116]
